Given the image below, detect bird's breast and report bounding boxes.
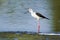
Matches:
[31,13,40,19]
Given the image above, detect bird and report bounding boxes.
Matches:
[28,8,49,33]
[28,8,49,20]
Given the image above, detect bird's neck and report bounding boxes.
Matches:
[29,10,34,14]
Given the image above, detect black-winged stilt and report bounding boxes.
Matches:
[28,8,49,33]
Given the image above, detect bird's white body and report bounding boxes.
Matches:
[28,8,40,20]
[31,12,40,20]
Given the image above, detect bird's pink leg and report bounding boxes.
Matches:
[38,20,40,33]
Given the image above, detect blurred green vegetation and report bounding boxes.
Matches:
[52,0,60,32]
[0,32,60,40]
[0,0,5,5]
[0,0,3,5]
[0,32,45,40]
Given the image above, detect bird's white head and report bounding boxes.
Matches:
[28,8,33,13]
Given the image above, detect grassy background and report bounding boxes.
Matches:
[0,32,60,40]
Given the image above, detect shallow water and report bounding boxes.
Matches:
[0,0,52,33]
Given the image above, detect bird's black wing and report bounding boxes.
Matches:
[36,13,49,20]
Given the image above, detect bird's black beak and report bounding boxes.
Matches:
[24,10,29,14]
[24,8,29,14]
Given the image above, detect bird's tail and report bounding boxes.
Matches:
[45,18,49,20]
